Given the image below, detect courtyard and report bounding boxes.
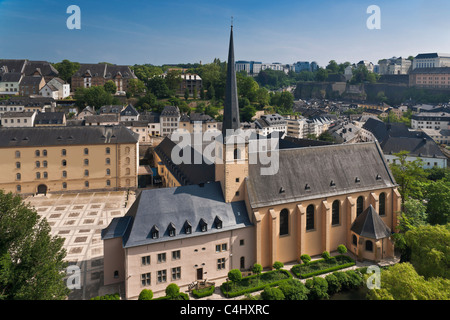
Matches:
[24,190,135,300]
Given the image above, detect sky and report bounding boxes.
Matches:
[1,0,450,67]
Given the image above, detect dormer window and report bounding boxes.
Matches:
[199,218,207,232]
[151,225,159,239]
[184,220,192,234]
[214,216,223,229]
[168,223,176,237]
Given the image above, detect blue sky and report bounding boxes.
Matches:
[1,0,450,67]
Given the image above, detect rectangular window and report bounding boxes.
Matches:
[157,253,166,263]
[172,250,180,260]
[141,273,151,286]
[157,270,167,283]
[141,256,150,266]
[216,243,228,252]
[171,267,181,281]
[217,258,226,270]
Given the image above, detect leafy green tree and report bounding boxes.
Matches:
[367,262,450,300]
[0,191,69,300]
[252,263,263,286]
[130,64,163,83]
[138,289,153,300]
[240,104,256,122]
[314,68,329,82]
[192,88,197,99]
[260,286,285,300]
[184,88,190,101]
[305,277,329,300]
[318,131,336,143]
[52,59,80,83]
[404,224,450,279]
[425,180,450,225]
[227,269,242,289]
[104,80,117,94]
[147,76,170,99]
[165,283,180,299]
[74,86,119,109]
[165,70,182,93]
[326,60,339,74]
[127,78,146,97]
[321,251,331,260]
[278,279,309,300]
[325,273,341,295]
[389,151,428,208]
[207,84,215,100]
[337,244,347,255]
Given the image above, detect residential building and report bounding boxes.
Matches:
[19,76,45,96]
[34,112,66,126]
[40,77,70,99]
[160,105,180,137]
[121,120,152,143]
[0,125,139,195]
[0,72,22,95]
[0,111,36,127]
[178,74,202,96]
[378,57,411,75]
[71,64,137,92]
[235,61,262,75]
[140,111,161,137]
[412,53,450,70]
[85,114,119,126]
[357,60,375,72]
[119,104,139,122]
[254,114,287,136]
[361,117,447,168]
[420,128,450,145]
[411,112,450,130]
[102,26,400,300]
[179,112,219,134]
[409,67,450,89]
[76,106,95,120]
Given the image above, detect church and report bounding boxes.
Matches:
[101,26,401,299]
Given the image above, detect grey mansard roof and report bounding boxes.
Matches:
[0,125,139,148]
[101,182,252,248]
[246,141,396,209]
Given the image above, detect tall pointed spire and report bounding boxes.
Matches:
[222,24,240,139]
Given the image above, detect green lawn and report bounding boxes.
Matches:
[291,255,356,279]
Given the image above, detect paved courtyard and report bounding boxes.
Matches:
[24,191,135,300]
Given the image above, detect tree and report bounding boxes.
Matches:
[165,283,180,299]
[326,60,339,74]
[52,59,80,83]
[252,263,263,286]
[0,191,69,299]
[389,151,428,208]
[278,279,309,300]
[318,131,336,143]
[367,262,450,300]
[260,286,285,300]
[240,104,256,122]
[74,86,119,109]
[165,69,182,93]
[104,80,117,94]
[321,251,331,260]
[425,180,450,225]
[272,261,284,271]
[404,224,450,279]
[138,289,153,300]
[305,277,329,300]
[325,273,341,295]
[337,244,347,255]
[127,78,146,97]
[314,68,329,82]
[184,88,190,101]
[227,269,242,290]
[147,76,170,99]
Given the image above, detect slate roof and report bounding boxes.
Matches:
[20,76,43,86]
[101,182,252,248]
[161,105,180,117]
[23,61,59,77]
[73,64,137,79]
[120,104,139,117]
[410,67,450,74]
[0,125,138,148]
[0,72,22,82]
[0,59,27,73]
[34,112,65,125]
[153,136,215,185]
[351,205,391,239]
[246,142,396,209]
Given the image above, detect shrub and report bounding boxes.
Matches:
[333,271,350,290]
[165,283,180,298]
[305,277,329,300]
[192,285,215,298]
[325,273,342,295]
[90,293,120,300]
[291,255,355,279]
[278,279,309,300]
[260,286,285,300]
[300,254,311,264]
[273,261,284,271]
[228,269,243,289]
[138,289,153,300]
[322,251,331,260]
[337,244,347,255]
[345,270,363,289]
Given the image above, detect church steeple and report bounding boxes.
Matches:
[222,24,240,138]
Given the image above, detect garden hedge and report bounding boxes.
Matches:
[220,269,292,298]
[291,255,356,279]
[192,285,215,298]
